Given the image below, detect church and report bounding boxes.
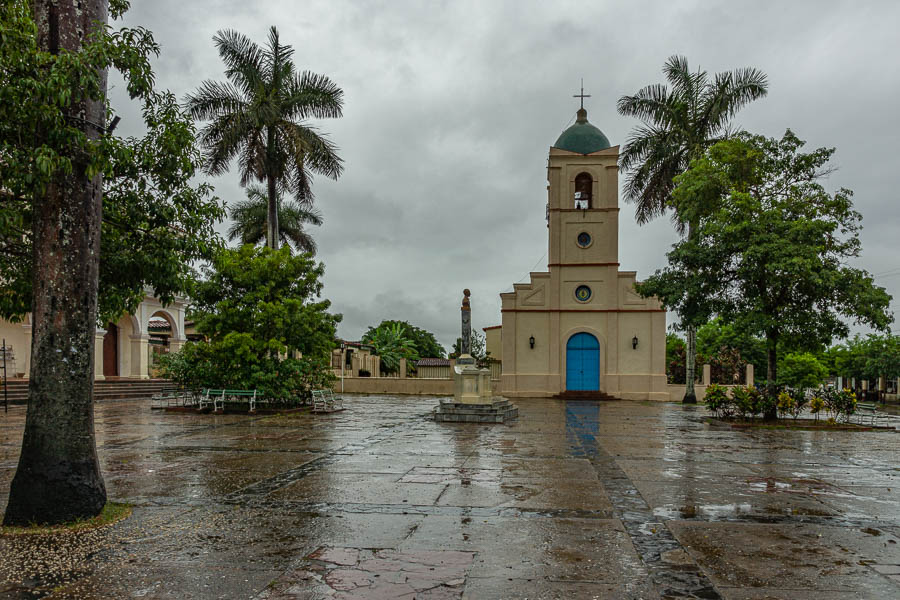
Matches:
[485,102,668,400]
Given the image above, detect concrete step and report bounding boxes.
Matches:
[553,391,623,402]
[1,378,174,404]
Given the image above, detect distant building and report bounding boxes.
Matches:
[331,341,381,377]
[0,292,188,380]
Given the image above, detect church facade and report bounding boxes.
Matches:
[490,106,668,400]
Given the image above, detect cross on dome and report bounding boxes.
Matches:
[573,79,591,109]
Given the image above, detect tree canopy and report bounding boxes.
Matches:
[822,334,900,383]
[362,320,445,360]
[639,131,893,395]
[362,321,419,375]
[617,56,767,403]
[0,1,224,324]
[186,26,342,249]
[617,55,769,226]
[227,184,323,254]
[161,245,340,399]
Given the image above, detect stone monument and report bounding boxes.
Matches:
[434,290,518,423]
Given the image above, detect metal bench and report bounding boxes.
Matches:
[855,402,885,426]
[151,388,196,409]
[199,389,259,413]
[311,389,343,413]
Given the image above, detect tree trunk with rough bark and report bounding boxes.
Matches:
[682,219,698,404]
[684,325,697,404]
[3,0,109,526]
[266,127,279,250]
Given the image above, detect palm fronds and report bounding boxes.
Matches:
[617,55,768,226]
[186,26,343,249]
[227,185,323,253]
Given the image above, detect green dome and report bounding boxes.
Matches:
[553,108,611,154]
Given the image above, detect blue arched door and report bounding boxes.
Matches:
[566,333,600,391]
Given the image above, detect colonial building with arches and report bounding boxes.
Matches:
[0,292,188,380]
[489,105,668,400]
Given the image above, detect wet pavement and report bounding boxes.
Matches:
[1,396,900,599]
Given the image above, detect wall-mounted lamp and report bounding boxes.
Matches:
[529,335,535,349]
[632,335,639,350]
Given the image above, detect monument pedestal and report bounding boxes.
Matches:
[434,355,518,423]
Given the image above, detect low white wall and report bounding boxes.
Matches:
[332,376,501,396]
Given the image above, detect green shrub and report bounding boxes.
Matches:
[157,245,340,404]
[810,396,824,422]
[158,340,335,403]
[704,384,731,418]
[776,391,802,420]
[822,387,857,422]
[731,385,761,420]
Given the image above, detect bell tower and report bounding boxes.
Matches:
[496,92,667,401]
[546,105,620,309]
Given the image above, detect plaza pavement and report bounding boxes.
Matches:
[1,395,900,599]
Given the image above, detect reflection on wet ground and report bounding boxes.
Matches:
[1,396,899,598]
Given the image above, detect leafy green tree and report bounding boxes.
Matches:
[780,352,828,391]
[861,334,900,383]
[671,326,750,385]
[619,55,768,404]
[823,336,867,381]
[362,320,445,359]
[162,245,340,399]
[2,0,221,526]
[227,184,322,253]
[365,322,419,375]
[696,318,767,384]
[824,334,900,391]
[665,332,687,384]
[186,26,343,250]
[639,132,892,417]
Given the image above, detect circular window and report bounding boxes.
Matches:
[574,285,592,303]
[576,231,592,248]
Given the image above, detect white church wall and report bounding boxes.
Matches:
[0,319,31,377]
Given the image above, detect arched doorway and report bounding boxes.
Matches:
[566,332,599,391]
[148,311,177,377]
[102,323,118,377]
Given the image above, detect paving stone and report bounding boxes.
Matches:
[1,396,899,598]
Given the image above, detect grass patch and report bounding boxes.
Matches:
[706,417,894,431]
[0,501,132,536]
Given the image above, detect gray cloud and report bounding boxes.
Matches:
[111,0,900,349]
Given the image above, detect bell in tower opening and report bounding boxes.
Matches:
[574,172,592,209]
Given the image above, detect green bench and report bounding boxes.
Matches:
[151,387,196,409]
[855,402,885,426]
[311,389,343,413]
[200,389,259,413]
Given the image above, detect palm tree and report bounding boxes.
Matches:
[227,185,323,253]
[618,55,767,403]
[186,26,343,250]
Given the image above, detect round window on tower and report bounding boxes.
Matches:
[576,231,592,248]
[574,285,592,303]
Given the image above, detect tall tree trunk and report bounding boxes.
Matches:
[764,333,778,421]
[683,325,697,403]
[266,127,279,250]
[682,219,698,404]
[3,0,109,526]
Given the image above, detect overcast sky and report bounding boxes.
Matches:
[111,0,900,352]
